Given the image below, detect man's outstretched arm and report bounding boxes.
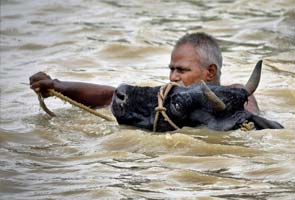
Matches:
[30,72,115,108]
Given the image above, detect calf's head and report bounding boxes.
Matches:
[111,60,283,131]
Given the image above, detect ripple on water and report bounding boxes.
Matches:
[1,0,295,199]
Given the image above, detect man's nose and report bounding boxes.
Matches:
[170,71,181,82]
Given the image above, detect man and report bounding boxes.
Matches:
[30,32,259,114]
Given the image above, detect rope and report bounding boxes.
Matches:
[36,83,179,128]
[153,82,180,132]
[37,92,56,117]
[37,89,115,121]
[37,85,254,132]
[240,120,255,131]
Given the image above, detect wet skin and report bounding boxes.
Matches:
[169,43,211,86]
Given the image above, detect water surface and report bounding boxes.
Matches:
[1,0,295,199]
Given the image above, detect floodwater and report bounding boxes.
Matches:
[1,0,295,199]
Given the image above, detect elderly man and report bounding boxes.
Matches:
[30,32,259,114]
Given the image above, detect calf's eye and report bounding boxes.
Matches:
[175,103,181,111]
[117,92,126,101]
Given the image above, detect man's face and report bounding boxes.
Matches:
[169,43,208,86]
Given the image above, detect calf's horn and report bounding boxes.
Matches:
[245,60,262,96]
[201,80,226,111]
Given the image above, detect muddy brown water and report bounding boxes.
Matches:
[1,0,295,199]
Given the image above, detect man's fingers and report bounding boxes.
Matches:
[34,87,40,92]
[30,82,41,93]
[29,72,51,85]
[30,79,54,98]
[30,81,39,89]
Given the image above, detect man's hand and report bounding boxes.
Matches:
[29,72,55,98]
[29,72,114,107]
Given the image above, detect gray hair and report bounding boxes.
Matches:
[174,32,223,83]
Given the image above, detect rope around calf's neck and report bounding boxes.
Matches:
[37,89,115,121]
[153,82,181,132]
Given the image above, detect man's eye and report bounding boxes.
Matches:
[177,68,186,74]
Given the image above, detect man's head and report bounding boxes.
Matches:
[169,32,222,86]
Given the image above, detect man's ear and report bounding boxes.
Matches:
[205,64,217,82]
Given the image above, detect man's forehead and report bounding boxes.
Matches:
[171,44,200,61]
[173,43,198,54]
[170,53,200,67]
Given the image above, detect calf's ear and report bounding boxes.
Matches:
[250,114,284,130]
